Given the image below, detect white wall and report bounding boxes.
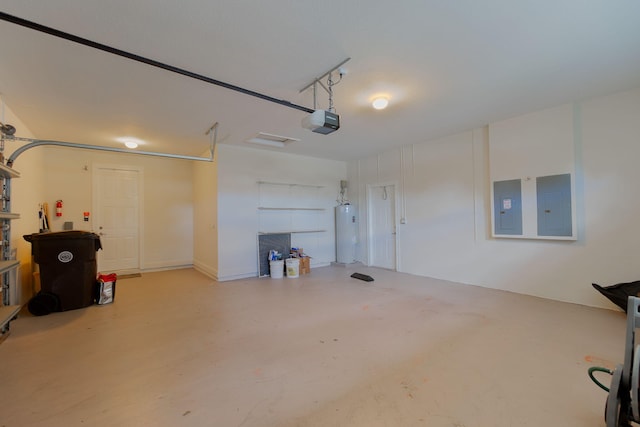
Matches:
[41,147,194,271]
[580,88,640,289]
[349,86,640,309]
[216,144,347,281]
[193,148,218,278]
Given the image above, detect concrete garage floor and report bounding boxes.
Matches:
[0,266,627,426]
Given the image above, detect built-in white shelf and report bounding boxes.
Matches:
[257,180,325,188]
[257,207,325,211]
[259,230,326,235]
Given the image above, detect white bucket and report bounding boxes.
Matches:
[285,258,300,278]
[270,260,284,278]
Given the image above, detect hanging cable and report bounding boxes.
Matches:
[299,59,349,112]
[327,73,334,113]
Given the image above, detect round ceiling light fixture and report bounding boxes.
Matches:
[371,96,389,110]
[117,136,143,149]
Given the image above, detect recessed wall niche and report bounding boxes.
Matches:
[489,104,577,240]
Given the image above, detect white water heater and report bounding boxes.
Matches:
[335,204,357,264]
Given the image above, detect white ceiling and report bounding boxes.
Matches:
[0,1,639,161]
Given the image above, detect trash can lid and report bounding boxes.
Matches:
[23,230,102,251]
[23,230,100,242]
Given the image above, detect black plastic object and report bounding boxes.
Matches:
[27,292,60,316]
[24,231,102,312]
[592,281,640,312]
[351,273,374,282]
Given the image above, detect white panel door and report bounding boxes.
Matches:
[93,166,141,273]
[368,184,396,270]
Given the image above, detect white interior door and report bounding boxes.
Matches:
[368,184,396,270]
[93,165,142,273]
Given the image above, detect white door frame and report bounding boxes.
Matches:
[92,163,144,273]
[366,182,398,270]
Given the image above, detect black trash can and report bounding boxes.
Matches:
[24,231,102,312]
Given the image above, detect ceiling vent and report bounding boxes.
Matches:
[246,132,300,148]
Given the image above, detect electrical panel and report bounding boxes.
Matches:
[537,173,572,237]
[493,179,523,235]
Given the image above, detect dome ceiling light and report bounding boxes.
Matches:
[117,136,144,149]
[372,96,389,110]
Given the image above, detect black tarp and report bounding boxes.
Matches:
[592,281,640,312]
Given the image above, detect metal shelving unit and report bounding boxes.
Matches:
[0,162,20,341]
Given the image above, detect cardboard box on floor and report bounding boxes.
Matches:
[299,256,310,274]
[291,247,311,274]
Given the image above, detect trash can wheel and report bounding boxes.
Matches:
[27,292,61,316]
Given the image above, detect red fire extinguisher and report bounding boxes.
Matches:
[56,200,63,217]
